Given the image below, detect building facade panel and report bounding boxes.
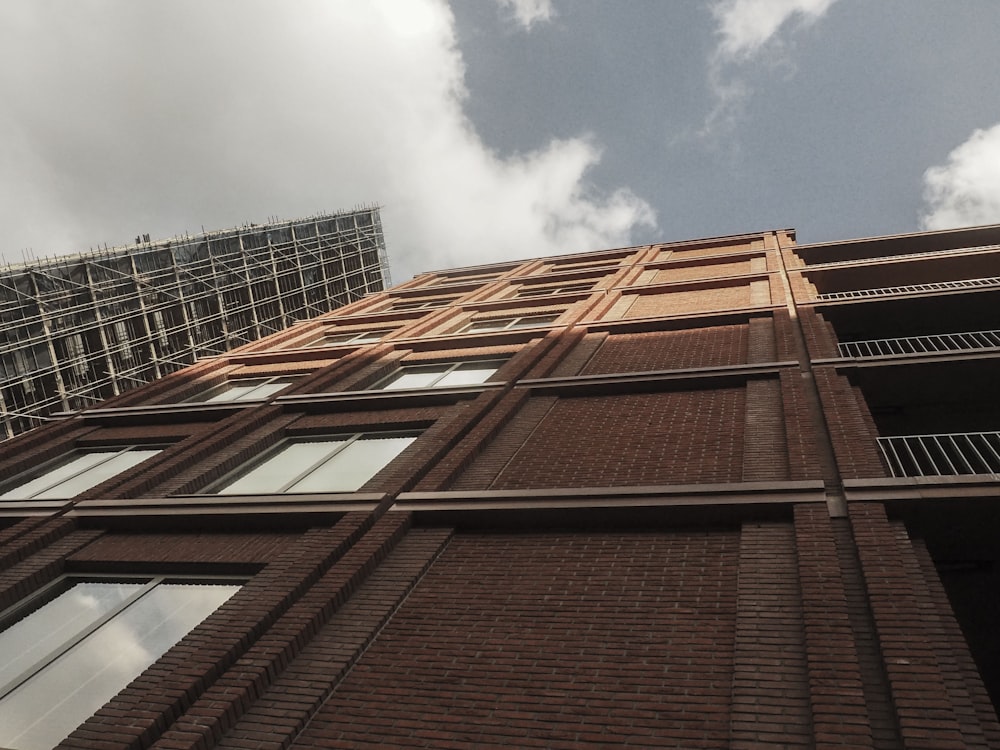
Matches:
[290,530,740,750]
[0,225,998,748]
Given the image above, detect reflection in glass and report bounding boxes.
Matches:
[290,436,415,492]
[0,582,143,689]
[379,368,440,390]
[435,364,498,387]
[192,378,296,403]
[0,449,162,501]
[219,441,344,494]
[215,435,416,495]
[0,581,240,750]
[378,361,501,391]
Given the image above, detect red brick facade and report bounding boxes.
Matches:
[1,226,999,749]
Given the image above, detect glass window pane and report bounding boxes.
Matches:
[466,320,506,332]
[0,583,239,750]
[0,453,110,500]
[203,383,259,402]
[31,450,161,500]
[379,367,444,391]
[510,315,557,329]
[289,436,414,493]
[435,364,499,387]
[218,441,344,494]
[242,380,294,400]
[0,582,145,689]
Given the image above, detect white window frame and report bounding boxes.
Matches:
[0,446,164,501]
[372,359,505,390]
[460,314,559,333]
[0,574,242,749]
[186,375,298,403]
[210,432,418,495]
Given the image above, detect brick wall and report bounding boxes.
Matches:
[800,309,841,359]
[653,259,753,283]
[625,285,751,317]
[814,369,888,479]
[291,530,740,749]
[580,325,750,374]
[485,388,747,489]
[850,503,1000,748]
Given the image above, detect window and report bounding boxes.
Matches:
[213,433,416,494]
[375,360,504,390]
[0,575,241,750]
[391,298,454,311]
[516,282,593,297]
[308,330,385,347]
[0,447,163,501]
[552,257,621,271]
[461,314,559,333]
[431,272,499,285]
[187,376,298,403]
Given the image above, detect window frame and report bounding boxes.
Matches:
[0,573,243,747]
[550,257,623,271]
[208,431,419,495]
[371,359,506,390]
[308,330,386,347]
[390,297,456,311]
[515,282,594,298]
[185,375,299,404]
[0,445,165,501]
[460,314,560,333]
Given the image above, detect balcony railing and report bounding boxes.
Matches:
[878,432,1000,478]
[839,329,1000,358]
[809,243,1000,268]
[817,276,1000,301]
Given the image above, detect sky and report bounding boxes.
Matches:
[1,0,999,281]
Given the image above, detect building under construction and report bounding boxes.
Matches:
[0,209,389,438]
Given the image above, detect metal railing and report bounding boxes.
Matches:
[818,276,1000,301]
[878,432,1000,478]
[809,243,1000,268]
[839,329,1000,358]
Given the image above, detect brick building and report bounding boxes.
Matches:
[0,224,998,749]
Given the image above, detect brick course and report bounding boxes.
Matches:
[488,388,746,489]
[291,531,740,749]
[0,226,995,749]
[580,325,750,373]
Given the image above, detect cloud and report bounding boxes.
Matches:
[711,0,837,63]
[702,0,838,137]
[920,123,1000,231]
[495,0,555,30]
[0,0,649,279]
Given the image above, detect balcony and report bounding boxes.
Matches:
[793,224,1000,266]
[810,243,1000,269]
[845,359,1000,480]
[878,432,1000,478]
[839,329,1000,358]
[818,276,1000,301]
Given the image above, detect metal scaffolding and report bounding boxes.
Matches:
[0,208,389,438]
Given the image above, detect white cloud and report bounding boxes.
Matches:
[711,0,837,63]
[921,123,1000,231]
[495,0,555,30]
[702,0,839,137]
[0,0,649,279]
